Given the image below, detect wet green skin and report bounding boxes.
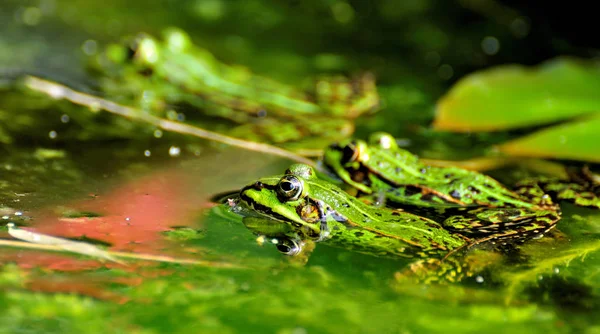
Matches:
[235,164,555,259]
[89,28,379,145]
[322,132,561,233]
[323,132,555,209]
[516,166,600,209]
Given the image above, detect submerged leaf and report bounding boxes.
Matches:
[434,57,600,132]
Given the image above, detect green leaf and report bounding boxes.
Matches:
[434,57,600,132]
[497,116,600,162]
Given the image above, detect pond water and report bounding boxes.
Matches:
[3,141,597,333]
[1,1,599,333]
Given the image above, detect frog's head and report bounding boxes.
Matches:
[322,139,372,193]
[238,164,323,240]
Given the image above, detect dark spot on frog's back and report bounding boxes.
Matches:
[483,183,494,189]
[450,190,461,199]
[487,196,499,202]
[467,186,480,194]
[354,231,364,237]
[426,222,440,229]
[420,193,435,202]
[444,173,454,178]
[404,186,422,197]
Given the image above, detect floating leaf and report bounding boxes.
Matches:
[497,116,600,162]
[434,57,600,132]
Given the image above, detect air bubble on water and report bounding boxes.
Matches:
[60,114,70,123]
[144,150,151,157]
[2,216,9,220]
[481,36,500,55]
[153,129,163,138]
[271,238,279,244]
[554,267,560,274]
[510,17,530,38]
[168,146,181,157]
[125,217,131,221]
[49,130,57,139]
[166,110,178,120]
[538,275,543,281]
[475,276,484,283]
[14,211,22,216]
[81,39,98,55]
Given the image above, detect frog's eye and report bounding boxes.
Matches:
[274,238,303,256]
[341,141,359,164]
[277,175,303,201]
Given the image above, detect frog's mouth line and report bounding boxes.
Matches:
[238,191,294,224]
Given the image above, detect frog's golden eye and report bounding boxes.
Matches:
[274,238,303,256]
[277,175,303,201]
[341,141,359,164]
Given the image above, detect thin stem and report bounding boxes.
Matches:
[0,239,246,268]
[23,75,316,166]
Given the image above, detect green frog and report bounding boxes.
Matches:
[321,132,569,240]
[89,28,379,149]
[322,132,599,210]
[231,164,558,281]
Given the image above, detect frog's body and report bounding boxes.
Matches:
[323,132,557,210]
[90,28,379,147]
[235,164,557,268]
[322,132,562,236]
[516,166,600,209]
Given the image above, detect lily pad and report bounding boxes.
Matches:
[434,57,600,132]
[497,116,600,162]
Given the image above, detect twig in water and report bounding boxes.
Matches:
[23,75,316,166]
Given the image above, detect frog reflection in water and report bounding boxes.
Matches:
[233,164,559,281]
[90,28,379,148]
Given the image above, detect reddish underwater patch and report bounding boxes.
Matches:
[2,165,208,272]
